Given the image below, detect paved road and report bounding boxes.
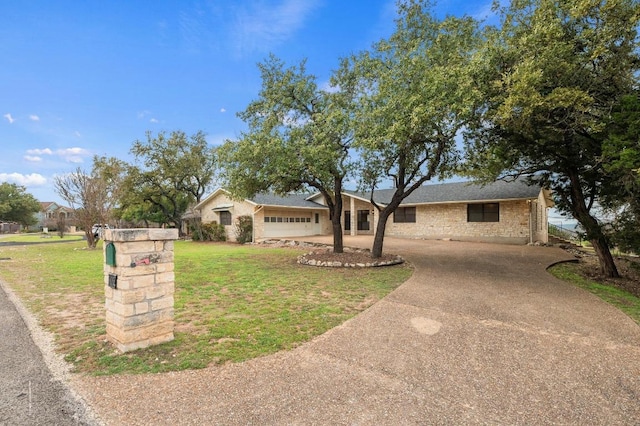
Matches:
[73,237,640,425]
[0,279,96,425]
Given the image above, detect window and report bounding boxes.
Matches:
[219,211,232,226]
[467,203,499,222]
[357,210,370,230]
[315,213,319,224]
[394,207,416,223]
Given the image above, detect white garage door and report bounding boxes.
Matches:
[263,216,316,238]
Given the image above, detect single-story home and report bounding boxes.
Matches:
[193,180,552,245]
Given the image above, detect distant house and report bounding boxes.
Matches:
[194,180,552,245]
[32,202,75,231]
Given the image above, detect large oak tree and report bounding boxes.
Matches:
[220,55,357,253]
[125,130,216,233]
[465,0,640,277]
[342,0,482,258]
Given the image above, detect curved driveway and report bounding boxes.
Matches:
[75,237,640,425]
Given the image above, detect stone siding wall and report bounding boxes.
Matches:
[384,200,531,244]
[199,192,254,242]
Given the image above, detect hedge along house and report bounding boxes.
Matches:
[194,180,552,244]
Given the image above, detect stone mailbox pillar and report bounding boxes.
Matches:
[103,228,179,352]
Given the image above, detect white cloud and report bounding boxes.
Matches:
[232,0,322,55]
[0,172,47,186]
[56,147,90,163]
[29,114,40,121]
[150,118,159,123]
[74,131,82,138]
[26,148,53,155]
[3,113,15,124]
[24,147,90,163]
[220,108,226,113]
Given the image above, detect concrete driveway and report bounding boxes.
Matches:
[75,237,640,425]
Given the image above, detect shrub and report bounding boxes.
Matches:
[190,221,227,242]
[234,215,253,244]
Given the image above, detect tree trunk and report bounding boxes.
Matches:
[590,235,619,277]
[332,216,344,253]
[331,177,344,254]
[371,208,392,258]
[567,172,620,278]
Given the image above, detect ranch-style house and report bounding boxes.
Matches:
[193,179,552,245]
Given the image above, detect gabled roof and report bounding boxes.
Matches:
[344,179,545,205]
[251,193,328,209]
[39,201,74,212]
[40,201,57,211]
[194,188,328,211]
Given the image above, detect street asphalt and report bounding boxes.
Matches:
[0,278,96,425]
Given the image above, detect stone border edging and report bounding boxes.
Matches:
[257,238,405,268]
[297,253,404,268]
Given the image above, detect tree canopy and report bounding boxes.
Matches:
[220,54,356,252]
[124,130,216,233]
[0,182,40,228]
[601,94,640,253]
[342,0,482,257]
[464,0,640,277]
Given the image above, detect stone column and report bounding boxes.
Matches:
[103,228,178,352]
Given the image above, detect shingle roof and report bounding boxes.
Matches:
[201,180,543,211]
[250,193,328,209]
[345,179,542,205]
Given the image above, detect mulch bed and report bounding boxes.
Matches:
[298,249,403,267]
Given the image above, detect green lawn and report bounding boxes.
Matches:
[549,262,640,325]
[0,240,412,375]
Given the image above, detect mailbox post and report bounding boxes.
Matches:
[103,228,178,352]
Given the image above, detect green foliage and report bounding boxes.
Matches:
[234,215,253,244]
[339,0,482,256]
[220,54,357,253]
[463,0,640,277]
[191,221,226,242]
[0,182,40,227]
[600,94,640,253]
[125,130,216,232]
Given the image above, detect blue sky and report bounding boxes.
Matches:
[1,0,499,206]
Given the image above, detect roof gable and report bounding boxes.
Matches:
[251,193,327,209]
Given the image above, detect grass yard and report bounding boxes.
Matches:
[549,261,640,326]
[0,239,412,375]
